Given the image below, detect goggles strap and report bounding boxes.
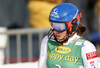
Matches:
[67,24,78,37]
[66,12,81,37]
[66,12,82,30]
[61,22,79,43]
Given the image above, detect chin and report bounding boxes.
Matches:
[57,38,62,41]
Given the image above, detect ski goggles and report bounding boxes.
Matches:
[50,12,82,32]
[50,22,67,32]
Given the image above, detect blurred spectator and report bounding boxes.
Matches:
[0,0,29,29]
[28,0,63,28]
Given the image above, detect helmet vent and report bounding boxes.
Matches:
[59,18,64,20]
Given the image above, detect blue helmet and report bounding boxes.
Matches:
[49,3,81,27]
[49,3,82,43]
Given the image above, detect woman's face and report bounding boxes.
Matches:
[53,30,67,41]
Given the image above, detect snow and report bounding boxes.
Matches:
[0,61,38,68]
[0,58,100,68]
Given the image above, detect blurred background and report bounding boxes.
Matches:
[0,0,100,68]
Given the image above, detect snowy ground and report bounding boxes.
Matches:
[0,61,38,68]
[0,58,100,68]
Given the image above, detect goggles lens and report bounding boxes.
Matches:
[50,22,67,32]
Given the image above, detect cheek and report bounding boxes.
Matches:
[60,32,67,37]
[62,31,67,35]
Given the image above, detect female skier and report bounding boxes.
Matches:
[38,3,98,68]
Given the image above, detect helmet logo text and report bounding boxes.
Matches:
[50,8,59,18]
